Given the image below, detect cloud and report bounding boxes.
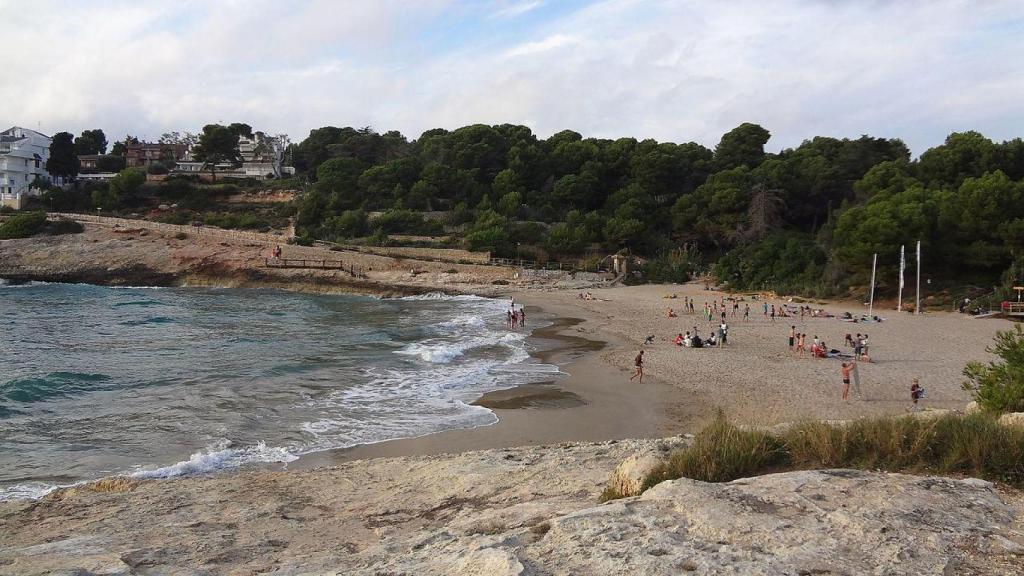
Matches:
[491,0,544,19]
[1,0,1021,154]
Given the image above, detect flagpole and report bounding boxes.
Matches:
[869,253,877,319]
[915,240,922,315]
[898,245,905,312]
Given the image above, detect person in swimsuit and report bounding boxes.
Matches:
[630,350,645,383]
[789,326,796,350]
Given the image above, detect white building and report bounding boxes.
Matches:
[171,132,293,181]
[0,127,51,209]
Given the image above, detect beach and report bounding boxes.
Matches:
[301,282,1011,466]
[3,282,1023,574]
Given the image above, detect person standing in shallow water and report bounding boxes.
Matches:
[519,307,525,328]
[630,350,645,383]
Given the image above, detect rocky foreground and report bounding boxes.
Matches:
[1,437,1022,575]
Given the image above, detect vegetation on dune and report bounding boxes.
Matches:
[633,412,1024,498]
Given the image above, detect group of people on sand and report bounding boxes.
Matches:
[671,323,729,348]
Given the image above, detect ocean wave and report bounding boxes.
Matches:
[0,481,61,501]
[0,440,299,501]
[1,372,112,403]
[397,331,526,363]
[435,314,488,331]
[129,440,297,480]
[397,292,494,302]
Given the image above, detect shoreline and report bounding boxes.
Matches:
[292,298,687,468]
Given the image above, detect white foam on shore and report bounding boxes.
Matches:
[129,440,298,480]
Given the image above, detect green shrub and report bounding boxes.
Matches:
[636,413,1024,501]
[963,325,1024,413]
[645,413,787,488]
[0,211,48,239]
[373,209,443,235]
[638,247,702,284]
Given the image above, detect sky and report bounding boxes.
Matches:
[2,0,1022,154]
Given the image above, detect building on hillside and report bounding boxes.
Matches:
[171,132,294,181]
[78,154,101,171]
[0,127,51,210]
[123,141,188,168]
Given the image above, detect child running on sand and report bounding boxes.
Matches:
[630,350,645,383]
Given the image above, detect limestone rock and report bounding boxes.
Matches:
[965,400,981,414]
[999,412,1024,427]
[608,452,663,497]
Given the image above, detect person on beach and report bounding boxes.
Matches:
[770,304,776,323]
[789,325,796,350]
[673,333,684,346]
[744,304,750,321]
[519,307,526,328]
[644,334,656,345]
[719,322,728,345]
[763,302,769,318]
[797,333,806,357]
[841,362,852,400]
[668,308,677,318]
[732,302,739,317]
[689,300,695,314]
[911,378,924,410]
[630,350,645,383]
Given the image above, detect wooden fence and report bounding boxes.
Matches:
[265,257,366,277]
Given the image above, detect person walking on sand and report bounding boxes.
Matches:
[841,362,852,400]
[744,304,750,321]
[630,350,645,383]
[911,377,924,411]
[789,325,796,351]
[770,304,776,323]
[763,302,769,318]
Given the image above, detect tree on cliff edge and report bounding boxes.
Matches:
[192,124,242,182]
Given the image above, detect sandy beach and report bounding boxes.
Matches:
[299,282,1011,466]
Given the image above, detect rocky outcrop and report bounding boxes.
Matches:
[607,436,690,497]
[1000,412,1024,428]
[363,470,1024,576]
[3,439,1021,575]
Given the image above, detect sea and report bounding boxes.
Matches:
[0,281,556,500]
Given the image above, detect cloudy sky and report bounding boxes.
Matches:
[2,0,1021,154]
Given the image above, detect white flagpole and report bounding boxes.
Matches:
[898,245,905,312]
[915,240,922,315]
[869,253,877,319]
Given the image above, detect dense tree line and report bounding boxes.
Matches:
[263,123,1024,294]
